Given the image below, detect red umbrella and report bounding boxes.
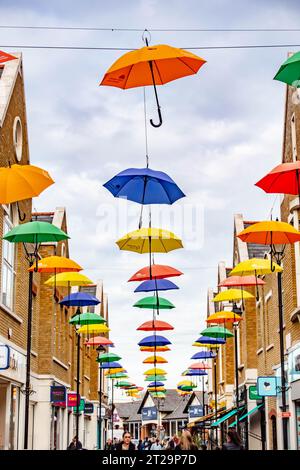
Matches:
[218,275,265,288]
[0,51,17,63]
[255,161,300,197]
[128,264,183,282]
[137,320,174,331]
[85,336,114,347]
[189,362,211,370]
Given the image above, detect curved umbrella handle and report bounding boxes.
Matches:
[150,106,163,128]
[17,201,26,222]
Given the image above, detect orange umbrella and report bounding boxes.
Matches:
[100,41,206,127]
[237,220,300,245]
[189,362,211,370]
[129,264,183,282]
[143,355,168,364]
[28,256,82,273]
[0,51,17,63]
[137,320,174,331]
[206,311,243,324]
[140,345,171,352]
[218,275,265,287]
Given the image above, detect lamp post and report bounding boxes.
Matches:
[213,352,218,448]
[96,345,106,450]
[232,302,243,435]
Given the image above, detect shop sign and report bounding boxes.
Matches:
[84,402,94,414]
[280,411,291,418]
[257,376,279,397]
[288,345,300,383]
[249,385,263,401]
[0,345,10,370]
[68,392,80,407]
[78,398,85,413]
[50,386,66,406]
[142,406,157,421]
[189,405,203,418]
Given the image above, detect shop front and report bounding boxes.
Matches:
[288,343,300,450]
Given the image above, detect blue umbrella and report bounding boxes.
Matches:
[191,351,216,360]
[103,167,185,205]
[196,336,226,345]
[100,362,123,369]
[59,292,100,307]
[148,381,165,387]
[138,335,171,347]
[134,278,179,293]
[184,369,208,376]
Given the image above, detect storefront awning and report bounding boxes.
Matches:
[229,403,263,428]
[187,407,227,428]
[211,407,244,427]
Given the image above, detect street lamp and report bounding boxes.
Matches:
[96,345,106,450]
[232,302,243,434]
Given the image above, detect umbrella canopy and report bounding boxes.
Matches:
[105,368,126,375]
[230,258,283,277]
[138,335,171,347]
[143,355,167,364]
[206,311,243,324]
[84,336,114,347]
[218,275,265,287]
[3,221,69,244]
[140,345,171,352]
[28,255,82,273]
[69,312,106,325]
[274,51,300,87]
[189,362,212,370]
[0,51,16,63]
[129,264,183,282]
[148,381,165,387]
[60,292,100,307]
[145,375,167,381]
[196,336,226,345]
[101,362,122,369]
[178,385,194,391]
[133,296,175,309]
[45,272,93,286]
[237,220,300,245]
[117,228,183,254]
[144,367,167,375]
[114,381,133,388]
[137,320,174,331]
[213,288,254,302]
[0,164,54,204]
[255,161,300,196]
[148,386,165,392]
[97,353,121,363]
[77,324,110,335]
[105,372,128,379]
[177,380,196,387]
[193,342,221,349]
[150,392,166,398]
[200,326,234,339]
[103,167,185,205]
[191,351,216,359]
[182,369,207,376]
[134,279,179,293]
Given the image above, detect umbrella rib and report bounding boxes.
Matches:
[153,60,164,85]
[177,57,199,74]
[123,64,134,89]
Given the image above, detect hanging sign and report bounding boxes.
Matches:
[142,406,157,421]
[0,345,10,370]
[189,405,203,418]
[84,402,94,414]
[249,385,263,401]
[257,377,279,397]
[68,392,80,407]
[50,386,66,406]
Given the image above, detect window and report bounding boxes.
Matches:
[2,206,16,310]
[291,113,297,162]
[0,66,4,79]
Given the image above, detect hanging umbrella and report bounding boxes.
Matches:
[0,164,54,205]
[129,264,183,281]
[212,288,254,302]
[255,161,300,199]
[148,381,165,387]
[195,336,226,345]
[85,336,114,347]
[182,369,207,376]
[206,311,243,324]
[144,375,167,381]
[106,372,128,379]
[133,296,175,309]
[100,42,205,127]
[200,326,234,339]
[134,279,179,293]
[191,351,216,359]
[237,220,300,245]
[105,368,127,374]
[230,258,282,276]
[96,352,121,363]
[140,345,171,352]
[189,362,212,370]
[28,255,82,273]
[3,220,69,244]
[45,272,93,286]
[177,385,194,392]
[148,386,165,392]
[117,227,183,253]
[177,380,196,387]
[143,355,167,364]
[151,392,166,398]
[101,362,122,369]
[103,167,185,204]
[218,275,265,287]
[137,320,174,331]
[69,312,106,325]
[60,292,100,307]
[193,342,221,348]
[114,381,133,388]
[274,51,300,87]
[0,50,17,63]
[144,367,167,375]
[77,324,110,335]
[138,335,171,347]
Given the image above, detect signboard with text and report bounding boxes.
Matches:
[142,406,157,421]
[50,386,66,407]
[249,385,263,401]
[189,405,203,418]
[257,377,279,397]
[84,402,94,414]
[68,392,80,408]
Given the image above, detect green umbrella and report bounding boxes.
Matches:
[96,352,121,363]
[144,375,166,381]
[151,392,166,398]
[114,381,133,388]
[3,220,69,243]
[106,372,128,379]
[70,312,106,326]
[200,326,233,339]
[274,51,300,87]
[133,296,175,309]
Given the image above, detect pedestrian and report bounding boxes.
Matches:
[104,438,113,450]
[115,431,136,451]
[175,430,198,452]
[67,435,82,450]
[150,438,162,450]
[137,439,143,450]
[141,436,151,450]
[112,437,119,450]
[222,430,243,450]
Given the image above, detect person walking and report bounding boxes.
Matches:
[150,438,162,450]
[142,436,151,450]
[175,431,198,452]
[222,430,243,450]
[67,435,82,450]
[115,431,136,451]
[104,438,113,450]
[137,439,143,450]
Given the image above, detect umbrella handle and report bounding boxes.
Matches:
[17,201,26,222]
[150,106,163,128]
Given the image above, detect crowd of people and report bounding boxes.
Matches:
[104,429,243,451]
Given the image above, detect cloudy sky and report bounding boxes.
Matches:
[2,0,299,396]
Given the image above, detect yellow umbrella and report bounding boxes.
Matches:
[230,258,282,276]
[213,288,254,302]
[105,369,126,375]
[143,367,167,375]
[143,355,168,364]
[77,324,110,335]
[206,311,242,324]
[178,380,195,387]
[116,227,183,254]
[148,386,165,392]
[193,342,221,349]
[45,272,93,286]
[0,163,54,204]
